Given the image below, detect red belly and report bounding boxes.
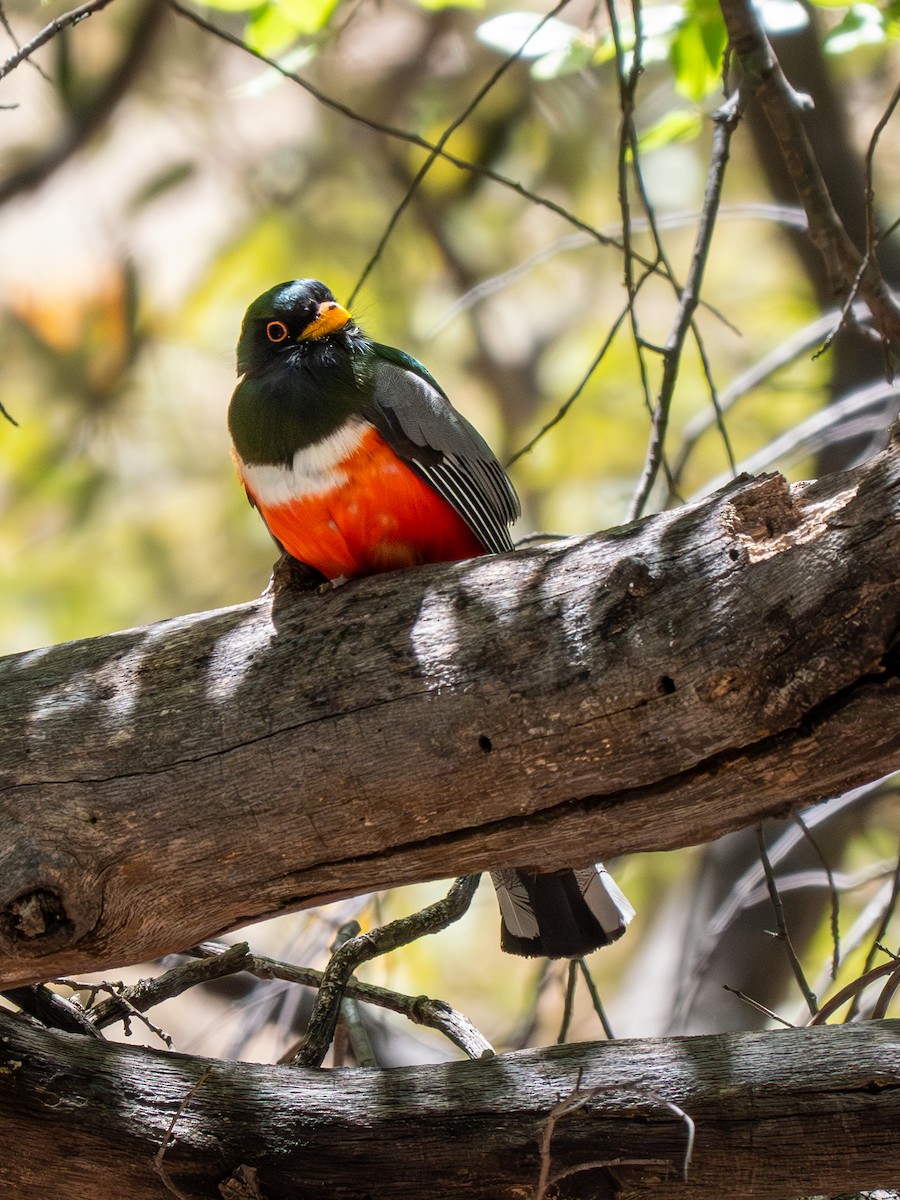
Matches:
[249,428,486,579]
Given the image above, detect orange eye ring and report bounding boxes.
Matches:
[266,320,289,343]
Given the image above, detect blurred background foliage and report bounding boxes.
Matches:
[0,0,898,1066]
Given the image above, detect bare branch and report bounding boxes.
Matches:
[0,0,116,82]
[628,99,743,519]
[718,0,900,362]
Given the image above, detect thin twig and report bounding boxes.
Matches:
[863,76,900,382]
[606,0,660,444]
[293,875,481,1068]
[507,274,650,467]
[756,824,818,1017]
[557,960,578,1045]
[168,0,635,261]
[349,0,575,304]
[848,839,900,1021]
[794,812,840,980]
[57,978,174,1047]
[722,985,796,1028]
[808,954,900,1025]
[85,937,493,1060]
[152,1068,211,1199]
[535,1079,694,1198]
[628,96,742,520]
[577,959,615,1040]
[0,0,115,81]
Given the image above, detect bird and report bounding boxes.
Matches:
[228,278,634,957]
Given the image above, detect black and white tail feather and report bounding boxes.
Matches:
[490,865,634,958]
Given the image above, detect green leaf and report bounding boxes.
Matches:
[417,0,483,11]
[825,3,886,52]
[241,0,342,54]
[636,107,704,152]
[669,0,727,103]
[199,0,262,10]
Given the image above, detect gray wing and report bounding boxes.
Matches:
[364,349,520,556]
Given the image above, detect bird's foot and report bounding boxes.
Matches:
[262,552,326,597]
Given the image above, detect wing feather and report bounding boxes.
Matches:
[362,346,520,554]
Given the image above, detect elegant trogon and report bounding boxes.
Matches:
[228,278,634,957]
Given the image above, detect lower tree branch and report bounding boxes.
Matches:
[0,434,898,986]
[0,1009,897,1199]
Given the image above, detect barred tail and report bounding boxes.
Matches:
[490,864,634,958]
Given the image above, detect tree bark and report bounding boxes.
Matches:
[0,1008,897,1199]
[0,434,898,987]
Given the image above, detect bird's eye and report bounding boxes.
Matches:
[266,320,289,343]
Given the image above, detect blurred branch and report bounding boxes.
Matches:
[671,780,892,1031]
[756,824,818,1016]
[719,0,900,367]
[168,0,691,301]
[696,379,899,494]
[670,302,873,490]
[348,0,574,304]
[0,0,166,208]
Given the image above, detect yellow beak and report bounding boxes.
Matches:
[300,300,351,341]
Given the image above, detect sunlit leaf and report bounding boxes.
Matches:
[530,41,596,79]
[241,0,341,53]
[825,3,886,51]
[476,12,582,59]
[418,0,483,11]
[670,0,727,103]
[756,0,810,32]
[636,107,704,152]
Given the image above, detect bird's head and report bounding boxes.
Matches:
[236,279,355,376]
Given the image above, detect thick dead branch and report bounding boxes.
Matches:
[0,436,898,986]
[0,1009,897,1199]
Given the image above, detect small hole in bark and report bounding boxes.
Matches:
[728,546,741,561]
[478,735,493,753]
[658,675,676,695]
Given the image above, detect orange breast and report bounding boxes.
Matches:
[248,427,485,579]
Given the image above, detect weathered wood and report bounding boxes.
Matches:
[0,1010,897,1199]
[0,437,898,986]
